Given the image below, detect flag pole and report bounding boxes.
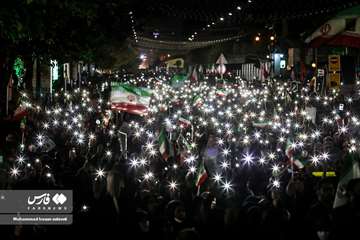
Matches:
[21,132,24,146]
[119,131,128,159]
[6,81,9,116]
[291,157,294,180]
[191,125,194,142]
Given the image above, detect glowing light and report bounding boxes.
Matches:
[139,158,147,166]
[311,155,320,166]
[189,166,196,173]
[222,181,233,192]
[16,156,25,164]
[130,158,139,168]
[349,145,357,153]
[144,172,153,180]
[272,179,280,188]
[145,142,154,151]
[339,126,348,134]
[242,152,254,165]
[268,152,276,160]
[312,130,321,139]
[149,149,157,156]
[37,134,44,141]
[213,173,222,182]
[10,167,20,177]
[222,148,231,157]
[185,155,196,164]
[95,169,106,178]
[89,134,95,140]
[221,161,230,169]
[259,157,266,165]
[272,164,280,173]
[321,152,329,160]
[134,131,141,138]
[168,181,178,191]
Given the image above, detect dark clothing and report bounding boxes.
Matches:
[331,204,360,240]
[261,203,291,240]
[306,202,333,240]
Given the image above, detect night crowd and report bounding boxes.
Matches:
[0,72,360,240]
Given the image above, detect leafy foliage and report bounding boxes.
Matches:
[0,0,132,66]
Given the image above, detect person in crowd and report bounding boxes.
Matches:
[176,228,200,240]
[306,178,335,240]
[261,188,291,240]
[163,200,191,239]
[331,178,360,240]
[2,70,360,240]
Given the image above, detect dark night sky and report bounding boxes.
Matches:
[127,0,359,41]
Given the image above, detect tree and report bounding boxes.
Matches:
[0,0,132,116]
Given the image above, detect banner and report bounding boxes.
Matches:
[110,83,152,115]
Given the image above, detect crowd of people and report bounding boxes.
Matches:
[0,70,360,240]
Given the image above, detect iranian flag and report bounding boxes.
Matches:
[336,113,345,127]
[110,83,152,115]
[20,117,26,131]
[181,135,192,154]
[305,6,360,48]
[178,117,191,128]
[286,140,304,169]
[211,64,216,74]
[208,64,216,74]
[12,105,27,121]
[252,121,271,128]
[176,135,192,166]
[216,89,227,97]
[195,161,208,188]
[190,67,198,82]
[159,129,169,161]
[171,74,187,88]
[333,153,360,208]
[192,95,203,107]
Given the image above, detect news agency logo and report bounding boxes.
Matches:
[52,193,67,205]
[27,193,68,211]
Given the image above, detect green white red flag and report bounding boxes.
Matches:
[305,6,360,48]
[286,140,304,169]
[178,117,191,128]
[195,161,208,187]
[110,83,152,115]
[159,129,169,161]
